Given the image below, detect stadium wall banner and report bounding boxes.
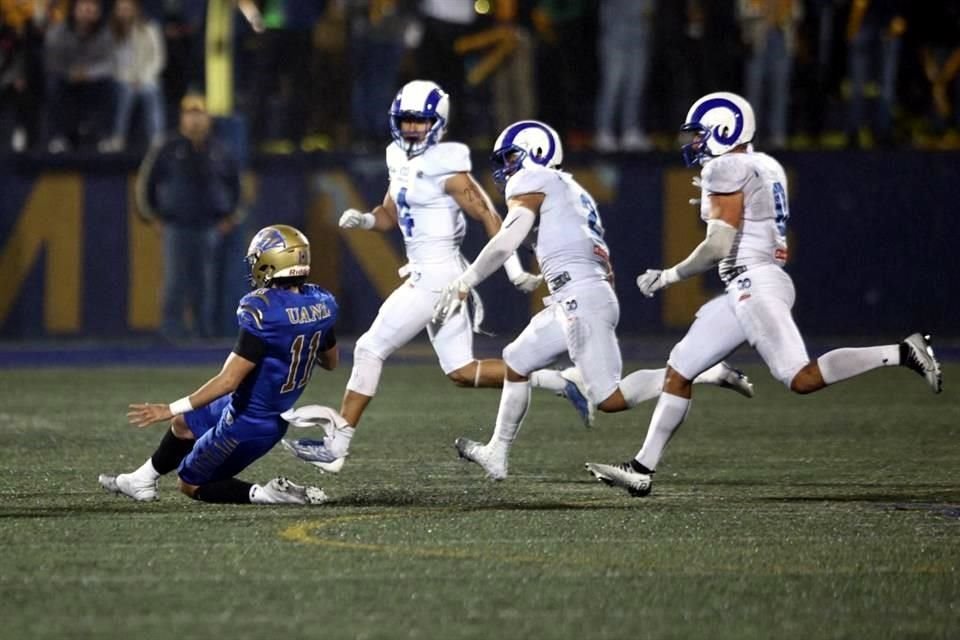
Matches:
[0,153,957,339]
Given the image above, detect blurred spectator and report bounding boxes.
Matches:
[488,0,537,132]
[44,0,115,152]
[101,0,165,152]
[136,94,241,340]
[651,0,708,135]
[593,0,654,153]
[346,0,411,151]
[416,0,476,139]
[738,0,803,149]
[844,0,907,148]
[914,0,960,145]
[533,0,596,149]
[157,0,202,126]
[792,0,842,144]
[246,0,326,151]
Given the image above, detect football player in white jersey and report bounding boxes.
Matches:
[282,81,581,472]
[585,92,944,497]
[431,120,754,480]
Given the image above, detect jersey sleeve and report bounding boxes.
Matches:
[505,166,551,200]
[423,142,471,176]
[236,290,271,339]
[701,156,751,194]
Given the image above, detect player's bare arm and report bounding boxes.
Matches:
[507,192,545,217]
[127,353,256,427]
[445,172,502,238]
[317,345,338,371]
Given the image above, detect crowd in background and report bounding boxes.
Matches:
[2,0,960,157]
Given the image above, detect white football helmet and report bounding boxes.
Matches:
[491,120,563,185]
[680,92,756,166]
[389,79,449,157]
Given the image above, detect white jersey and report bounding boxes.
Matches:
[699,151,789,282]
[505,165,612,293]
[386,141,471,265]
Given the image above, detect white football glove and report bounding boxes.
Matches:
[432,279,470,327]
[339,208,375,230]
[636,269,668,298]
[510,271,543,293]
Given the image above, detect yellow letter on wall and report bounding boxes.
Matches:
[0,174,82,333]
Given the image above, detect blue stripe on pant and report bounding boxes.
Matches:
[179,396,288,486]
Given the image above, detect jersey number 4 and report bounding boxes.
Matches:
[280,331,325,393]
[397,187,415,237]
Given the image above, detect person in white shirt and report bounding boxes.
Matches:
[431,119,754,480]
[585,92,943,497]
[103,0,165,151]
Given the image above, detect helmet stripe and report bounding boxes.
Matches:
[689,97,744,145]
[501,121,556,165]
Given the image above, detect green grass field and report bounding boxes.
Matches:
[1,360,958,639]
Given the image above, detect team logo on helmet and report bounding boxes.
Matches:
[680,92,755,166]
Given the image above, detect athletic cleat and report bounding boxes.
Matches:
[257,476,327,505]
[454,437,507,480]
[98,473,158,502]
[584,461,653,497]
[717,362,755,398]
[281,438,346,474]
[900,333,943,394]
[560,367,597,428]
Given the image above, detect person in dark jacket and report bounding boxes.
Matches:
[136,93,241,339]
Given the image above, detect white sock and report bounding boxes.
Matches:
[529,369,566,394]
[818,345,899,385]
[132,458,160,482]
[635,393,691,471]
[618,369,666,408]
[327,426,355,457]
[488,379,531,457]
[249,484,267,504]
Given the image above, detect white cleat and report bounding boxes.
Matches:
[559,367,597,428]
[584,461,653,497]
[98,473,158,502]
[454,437,507,481]
[255,477,328,505]
[716,361,755,398]
[901,333,943,394]
[281,438,346,474]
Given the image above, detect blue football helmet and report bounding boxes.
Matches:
[680,92,756,167]
[389,80,449,157]
[490,120,564,185]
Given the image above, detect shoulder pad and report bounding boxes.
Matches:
[421,142,471,175]
[236,289,272,333]
[505,166,552,200]
[385,142,405,169]
[702,155,750,194]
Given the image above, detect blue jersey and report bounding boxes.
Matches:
[233,284,338,418]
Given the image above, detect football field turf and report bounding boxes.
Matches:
[1,361,957,639]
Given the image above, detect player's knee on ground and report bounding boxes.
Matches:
[347,344,384,396]
[177,477,199,499]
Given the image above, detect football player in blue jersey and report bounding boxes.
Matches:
[99,224,339,505]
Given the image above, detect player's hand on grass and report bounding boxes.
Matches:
[127,403,173,428]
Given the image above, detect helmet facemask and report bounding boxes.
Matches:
[491,145,527,187]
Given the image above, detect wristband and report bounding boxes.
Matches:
[359,212,376,230]
[169,396,194,416]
